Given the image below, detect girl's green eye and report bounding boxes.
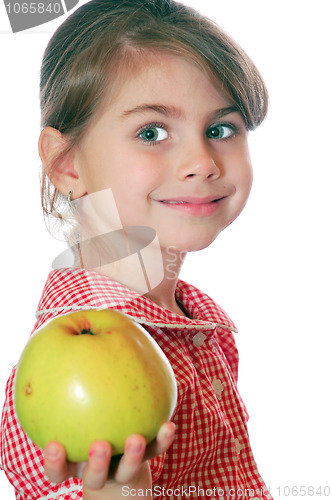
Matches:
[206,124,234,139]
[139,126,168,142]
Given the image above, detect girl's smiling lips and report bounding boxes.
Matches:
[155,195,228,216]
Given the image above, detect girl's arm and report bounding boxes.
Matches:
[44,422,175,499]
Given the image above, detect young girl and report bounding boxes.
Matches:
[1,0,271,498]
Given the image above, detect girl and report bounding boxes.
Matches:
[1,0,271,498]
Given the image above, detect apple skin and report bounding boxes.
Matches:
[14,309,177,462]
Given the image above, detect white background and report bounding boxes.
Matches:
[1,1,331,498]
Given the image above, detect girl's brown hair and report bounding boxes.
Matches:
[40,0,268,224]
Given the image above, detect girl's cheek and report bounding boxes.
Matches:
[129,164,163,186]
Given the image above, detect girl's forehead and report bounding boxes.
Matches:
[101,51,230,112]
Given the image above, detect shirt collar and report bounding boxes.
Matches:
[36,268,237,333]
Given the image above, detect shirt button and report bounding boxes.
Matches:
[192,331,207,347]
[235,438,245,455]
[212,376,226,400]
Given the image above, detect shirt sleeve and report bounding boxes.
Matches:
[0,367,83,500]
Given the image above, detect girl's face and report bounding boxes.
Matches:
[73,53,253,253]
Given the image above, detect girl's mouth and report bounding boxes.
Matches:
[158,197,226,216]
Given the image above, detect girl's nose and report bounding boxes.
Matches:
[177,147,221,182]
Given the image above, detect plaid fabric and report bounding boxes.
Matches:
[1,268,272,500]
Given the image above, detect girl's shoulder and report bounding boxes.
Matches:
[31,267,140,334]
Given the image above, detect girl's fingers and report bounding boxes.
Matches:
[43,423,175,488]
[82,441,112,490]
[114,434,147,484]
[144,422,176,461]
[44,442,69,483]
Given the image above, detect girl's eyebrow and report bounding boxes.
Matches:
[211,105,241,121]
[120,104,240,121]
[121,104,183,119]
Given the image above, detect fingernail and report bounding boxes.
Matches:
[46,444,60,459]
[89,447,109,459]
[128,441,143,453]
[164,424,175,439]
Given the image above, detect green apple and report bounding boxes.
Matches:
[14,309,177,462]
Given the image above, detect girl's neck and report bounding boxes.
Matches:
[144,286,188,317]
[78,238,188,316]
[144,247,188,316]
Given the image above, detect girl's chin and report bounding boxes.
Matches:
[160,234,220,254]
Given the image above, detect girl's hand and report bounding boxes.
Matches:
[43,422,175,495]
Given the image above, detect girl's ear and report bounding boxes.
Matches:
[38,127,87,199]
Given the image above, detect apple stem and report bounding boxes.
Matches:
[80,320,95,335]
[80,329,95,335]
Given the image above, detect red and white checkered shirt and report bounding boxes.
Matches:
[1,268,272,500]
